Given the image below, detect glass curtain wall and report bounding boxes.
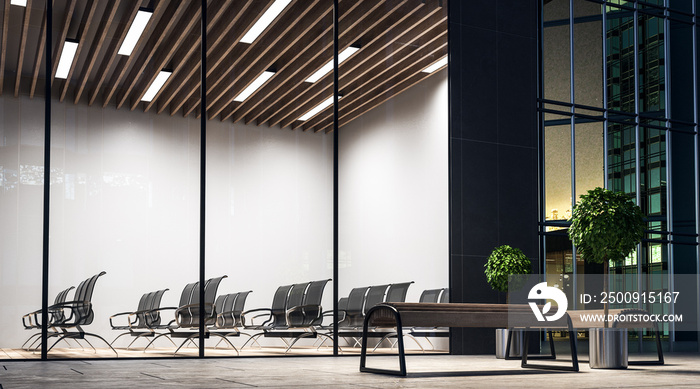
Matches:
[1,0,451,360]
[47,0,202,358]
[540,0,699,349]
[204,0,334,356]
[0,0,46,359]
[337,0,449,353]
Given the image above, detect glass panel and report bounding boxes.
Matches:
[606,6,635,113]
[544,0,571,103]
[606,122,636,196]
[545,120,572,222]
[338,0,449,353]
[669,20,694,124]
[205,0,334,356]
[0,0,45,359]
[574,119,605,201]
[573,0,604,108]
[48,0,201,358]
[638,13,665,118]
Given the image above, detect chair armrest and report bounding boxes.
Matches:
[241,308,272,326]
[109,311,137,329]
[286,304,322,327]
[46,300,91,325]
[174,303,216,327]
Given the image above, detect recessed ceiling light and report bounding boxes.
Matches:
[299,95,341,121]
[422,57,448,73]
[141,70,172,102]
[240,0,292,44]
[10,0,27,6]
[55,40,79,79]
[305,46,360,83]
[118,9,153,56]
[234,71,276,102]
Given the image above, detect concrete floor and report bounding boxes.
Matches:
[1,353,700,388]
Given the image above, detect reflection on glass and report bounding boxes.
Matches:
[545,123,572,222]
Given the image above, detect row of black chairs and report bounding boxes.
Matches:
[22,272,447,355]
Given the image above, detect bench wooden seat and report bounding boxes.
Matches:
[360,302,663,376]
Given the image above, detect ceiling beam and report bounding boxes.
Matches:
[50,0,77,85]
[14,0,31,97]
[59,0,98,102]
[207,0,329,120]
[73,0,120,104]
[29,5,46,99]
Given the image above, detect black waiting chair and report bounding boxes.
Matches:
[43,271,117,356]
[210,290,253,352]
[21,286,75,350]
[144,276,229,354]
[109,288,171,349]
[241,279,332,352]
[409,288,450,350]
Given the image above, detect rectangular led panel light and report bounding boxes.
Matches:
[305,46,359,83]
[55,41,79,79]
[299,96,336,121]
[10,0,27,6]
[240,0,292,44]
[422,57,448,73]
[118,9,153,56]
[234,71,276,102]
[141,70,172,102]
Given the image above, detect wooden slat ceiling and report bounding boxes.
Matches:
[1,0,447,133]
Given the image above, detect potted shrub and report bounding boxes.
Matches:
[568,187,645,369]
[484,245,532,358]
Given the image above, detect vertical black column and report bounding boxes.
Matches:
[448,0,539,354]
[198,0,207,358]
[332,0,340,357]
[41,0,53,361]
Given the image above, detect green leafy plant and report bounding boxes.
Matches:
[568,187,645,326]
[484,245,532,294]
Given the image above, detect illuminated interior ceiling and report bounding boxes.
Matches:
[0,0,447,133]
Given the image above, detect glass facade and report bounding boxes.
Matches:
[0,1,448,359]
[541,0,699,348]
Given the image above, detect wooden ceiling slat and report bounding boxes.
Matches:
[207,0,330,120]
[73,0,120,104]
[29,6,46,99]
[123,1,202,109]
[274,0,436,129]
[14,0,32,97]
[50,0,77,85]
[204,0,309,114]
[147,0,241,113]
[111,1,192,109]
[307,39,447,132]
[259,0,415,128]
[166,0,269,116]
[319,49,447,134]
[233,0,369,125]
[99,0,169,107]
[59,0,98,102]
[300,19,447,130]
[0,0,9,95]
[88,0,141,106]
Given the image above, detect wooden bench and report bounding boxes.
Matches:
[359,302,663,376]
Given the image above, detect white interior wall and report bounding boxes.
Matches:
[338,68,449,304]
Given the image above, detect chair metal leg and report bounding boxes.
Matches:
[240,333,264,349]
[174,334,199,354]
[210,334,239,356]
[144,333,171,351]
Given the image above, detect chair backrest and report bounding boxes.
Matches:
[181,275,227,328]
[343,286,369,327]
[232,291,252,326]
[49,286,75,324]
[269,285,293,327]
[301,279,331,325]
[145,288,168,327]
[285,283,309,327]
[419,288,443,303]
[439,288,449,303]
[71,271,107,326]
[364,284,389,314]
[386,281,414,303]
